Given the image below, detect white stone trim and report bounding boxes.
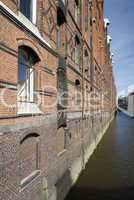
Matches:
[57,149,67,157]
[0,82,17,90]
[20,170,41,189]
[32,0,37,25]
[17,101,43,114]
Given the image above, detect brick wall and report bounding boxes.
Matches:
[0,0,116,199]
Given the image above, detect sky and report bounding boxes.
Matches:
[104,0,134,96]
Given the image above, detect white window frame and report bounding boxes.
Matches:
[31,0,37,25]
[17,47,42,114]
[61,0,65,4]
[19,0,37,24]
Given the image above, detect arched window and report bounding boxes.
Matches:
[75,79,81,106]
[75,79,80,86]
[20,0,37,24]
[75,0,80,25]
[57,0,66,26]
[75,35,81,68]
[84,49,90,78]
[20,133,40,187]
[18,46,39,103]
[57,3,66,52]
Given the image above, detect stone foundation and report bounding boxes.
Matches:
[48,113,115,200]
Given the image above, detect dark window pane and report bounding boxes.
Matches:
[20,0,31,20]
[18,63,26,82]
[18,49,27,82]
[18,46,39,102]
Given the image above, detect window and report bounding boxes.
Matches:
[57,1,66,53]
[57,0,66,26]
[20,134,40,188]
[84,49,90,78]
[57,5,66,51]
[75,0,80,24]
[20,0,37,24]
[61,0,65,4]
[75,35,81,68]
[75,79,81,106]
[18,46,39,103]
[20,0,31,20]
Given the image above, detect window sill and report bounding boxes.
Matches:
[20,170,41,189]
[17,12,50,47]
[18,12,38,30]
[17,101,43,115]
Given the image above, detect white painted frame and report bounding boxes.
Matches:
[31,0,37,25]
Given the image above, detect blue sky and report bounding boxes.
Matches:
[104,0,134,95]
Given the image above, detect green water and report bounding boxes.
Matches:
[65,112,134,200]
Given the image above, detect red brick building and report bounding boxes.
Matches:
[0,0,116,200]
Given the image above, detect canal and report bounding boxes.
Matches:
[65,112,134,200]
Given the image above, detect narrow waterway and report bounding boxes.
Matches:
[65,112,134,200]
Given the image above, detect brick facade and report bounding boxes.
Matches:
[0,0,116,200]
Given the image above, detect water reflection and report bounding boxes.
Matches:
[65,112,134,200]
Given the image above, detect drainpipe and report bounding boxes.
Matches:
[82,42,84,120]
[81,37,85,169]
